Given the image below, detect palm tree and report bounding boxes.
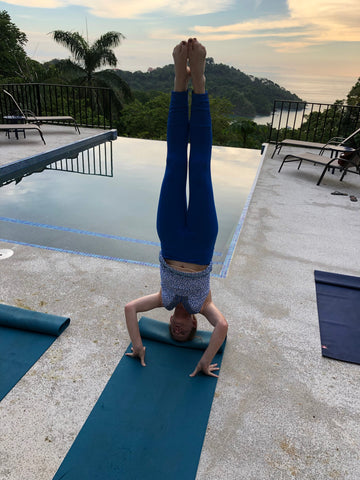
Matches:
[50,30,132,109]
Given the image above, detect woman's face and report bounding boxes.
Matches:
[169,304,196,341]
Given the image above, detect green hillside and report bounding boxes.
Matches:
[115,58,302,117]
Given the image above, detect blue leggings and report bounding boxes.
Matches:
[156,91,218,265]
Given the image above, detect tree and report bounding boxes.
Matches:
[51,30,132,109]
[117,93,170,139]
[0,10,31,81]
[347,77,360,106]
[209,96,234,145]
[230,120,257,148]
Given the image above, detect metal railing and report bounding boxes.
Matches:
[268,100,360,146]
[46,141,113,177]
[0,83,113,129]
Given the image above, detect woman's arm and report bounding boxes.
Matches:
[124,291,163,366]
[190,301,228,377]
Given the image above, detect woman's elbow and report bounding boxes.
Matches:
[223,318,229,335]
[124,301,136,317]
[218,316,228,335]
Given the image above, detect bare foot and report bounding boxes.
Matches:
[173,41,190,92]
[188,38,206,94]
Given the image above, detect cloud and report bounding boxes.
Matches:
[1,0,235,18]
[4,0,62,6]
[192,0,360,50]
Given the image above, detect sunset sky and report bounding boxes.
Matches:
[2,0,360,101]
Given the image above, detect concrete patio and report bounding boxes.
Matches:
[0,130,360,479]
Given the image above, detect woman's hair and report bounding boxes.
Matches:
[169,314,197,342]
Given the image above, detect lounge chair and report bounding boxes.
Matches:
[278,148,360,185]
[271,127,360,158]
[3,90,80,134]
[0,123,46,144]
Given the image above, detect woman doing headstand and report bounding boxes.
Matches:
[125,39,228,377]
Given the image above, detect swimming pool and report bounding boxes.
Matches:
[0,136,263,277]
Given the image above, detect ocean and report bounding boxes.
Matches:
[253,73,358,125]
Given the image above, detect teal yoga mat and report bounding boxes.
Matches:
[0,304,70,401]
[53,316,226,480]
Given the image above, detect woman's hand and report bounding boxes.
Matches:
[125,346,146,366]
[190,361,219,378]
[190,301,227,378]
[124,292,162,369]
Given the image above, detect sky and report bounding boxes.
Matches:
[2,0,360,102]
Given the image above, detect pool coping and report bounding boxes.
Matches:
[0,129,118,186]
[217,143,267,278]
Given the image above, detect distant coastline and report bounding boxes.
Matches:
[252,72,357,125]
[253,72,356,105]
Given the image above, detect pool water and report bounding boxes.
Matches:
[0,136,262,277]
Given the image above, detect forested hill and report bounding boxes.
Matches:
[115,58,302,117]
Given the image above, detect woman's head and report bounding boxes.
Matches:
[169,303,197,342]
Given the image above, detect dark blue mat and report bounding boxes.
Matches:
[53,316,226,480]
[315,270,360,364]
[0,304,70,401]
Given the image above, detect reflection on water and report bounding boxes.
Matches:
[0,141,114,188]
[46,143,113,177]
[0,137,261,276]
[255,107,307,128]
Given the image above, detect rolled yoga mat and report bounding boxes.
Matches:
[315,270,360,364]
[0,303,70,401]
[53,316,226,480]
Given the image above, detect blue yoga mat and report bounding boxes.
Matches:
[0,304,70,401]
[53,316,226,480]
[315,270,360,364]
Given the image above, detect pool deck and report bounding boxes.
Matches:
[1,129,360,479]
